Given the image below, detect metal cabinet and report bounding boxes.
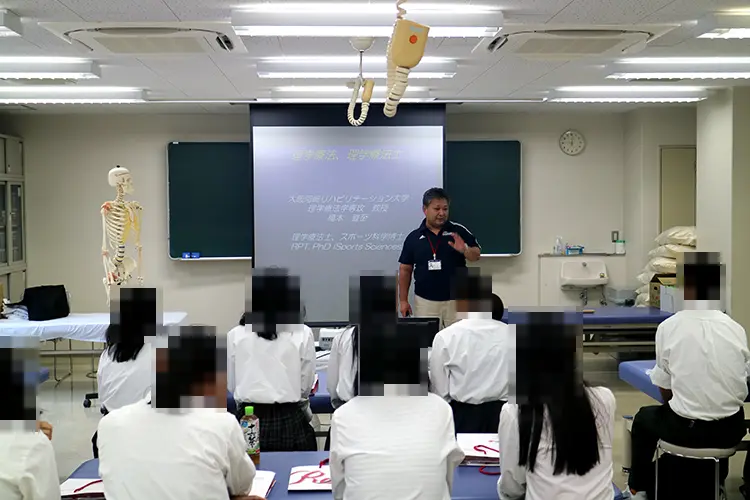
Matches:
[0,134,25,277]
[9,183,22,263]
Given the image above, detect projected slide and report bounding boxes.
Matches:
[253,126,443,322]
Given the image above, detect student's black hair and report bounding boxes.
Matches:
[681,252,722,301]
[248,269,302,341]
[106,287,157,363]
[515,311,600,476]
[491,293,505,322]
[152,325,224,409]
[349,275,398,397]
[422,187,450,207]
[0,345,37,421]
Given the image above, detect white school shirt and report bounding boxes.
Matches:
[97,343,153,411]
[330,389,465,500]
[98,400,256,500]
[227,324,316,403]
[497,386,615,500]
[429,312,511,404]
[648,305,750,420]
[327,326,357,408]
[0,428,60,500]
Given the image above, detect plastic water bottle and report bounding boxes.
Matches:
[240,406,260,465]
[555,236,564,255]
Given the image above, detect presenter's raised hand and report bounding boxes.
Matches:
[448,233,467,254]
[400,300,412,318]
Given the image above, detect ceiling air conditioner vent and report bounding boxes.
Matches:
[38,22,247,55]
[486,24,676,60]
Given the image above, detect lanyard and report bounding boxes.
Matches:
[427,232,441,260]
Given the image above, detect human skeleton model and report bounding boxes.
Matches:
[101,166,143,305]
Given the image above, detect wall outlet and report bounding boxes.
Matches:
[611,230,619,243]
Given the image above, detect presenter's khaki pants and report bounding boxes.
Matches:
[413,295,457,330]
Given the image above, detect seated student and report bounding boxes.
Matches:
[227,268,317,452]
[429,268,510,433]
[0,341,60,500]
[325,274,395,450]
[497,311,615,500]
[329,274,465,500]
[628,252,748,500]
[94,287,157,457]
[98,326,260,500]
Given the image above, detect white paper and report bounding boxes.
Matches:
[250,470,276,497]
[456,433,500,465]
[288,465,332,491]
[60,478,105,497]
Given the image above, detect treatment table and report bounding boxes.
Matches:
[66,452,624,500]
[561,307,671,354]
[0,312,188,383]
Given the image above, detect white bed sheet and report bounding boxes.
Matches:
[0,312,188,342]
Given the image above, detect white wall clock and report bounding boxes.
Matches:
[559,129,586,156]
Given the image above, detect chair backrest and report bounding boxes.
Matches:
[658,439,737,459]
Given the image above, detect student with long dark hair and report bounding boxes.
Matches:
[329,275,464,500]
[325,274,397,450]
[98,326,258,500]
[429,268,510,433]
[227,268,317,451]
[93,287,157,458]
[0,342,60,500]
[497,311,615,500]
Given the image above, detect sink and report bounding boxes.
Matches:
[560,260,609,289]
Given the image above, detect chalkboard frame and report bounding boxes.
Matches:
[166,141,254,261]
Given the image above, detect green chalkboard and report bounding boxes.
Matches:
[445,141,522,255]
[167,142,253,259]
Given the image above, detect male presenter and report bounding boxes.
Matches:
[398,188,481,328]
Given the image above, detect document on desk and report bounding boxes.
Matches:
[288,465,332,491]
[60,478,105,498]
[456,433,500,466]
[250,470,276,497]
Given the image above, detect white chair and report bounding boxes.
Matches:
[655,440,737,500]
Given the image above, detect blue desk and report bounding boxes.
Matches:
[619,360,750,403]
[69,452,623,500]
[227,371,333,416]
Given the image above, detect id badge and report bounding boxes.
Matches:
[428,259,442,271]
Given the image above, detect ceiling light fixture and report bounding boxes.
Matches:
[549,97,705,103]
[256,97,436,104]
[0,86,146,104]
[260,56,452,64]
[274,85,428,93]
[556,85,705,93]
[608,72,750,80]
[618,57,750,65]
[607,58,750,80]
[232,4,502,38]
[0,60,101,80]
[0,10,22,37]
[258,71,454,79]
[697,13,750,39]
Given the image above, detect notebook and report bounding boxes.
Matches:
[61,473,276,499]
[456,433,500,466]
[288,465,332,491]
[251,470,276,497]
[60,478,105,498]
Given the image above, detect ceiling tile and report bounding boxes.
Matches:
[643,0,748,22]
[0,0,82,20]
[56,0,178,22]
[550,0,676,24]
[457,56,564,98]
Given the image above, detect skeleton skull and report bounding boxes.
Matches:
[108,166,134,195]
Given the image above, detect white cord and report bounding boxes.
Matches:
[383,0,409,118]
[347,51,370,126]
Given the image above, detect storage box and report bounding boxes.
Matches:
[649,274,676,309]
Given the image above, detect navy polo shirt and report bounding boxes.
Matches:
[398,219,480,302]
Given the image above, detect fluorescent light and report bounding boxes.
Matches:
[233,25,497,37]
[238,3,500,14]
[275,85,427,93]
[260,56,451,64]
[0,86,146,104]
[608,72,750,80]
[0,10,22,37]
[549,97,705,103]
[256,97,435,104]
[0,60,101,80]
[0,99,145,104]
[556,86,705,93]
[699,28,750,39]
[258,72,454,79]
[618,57,750,65]
[0,57,91,64]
